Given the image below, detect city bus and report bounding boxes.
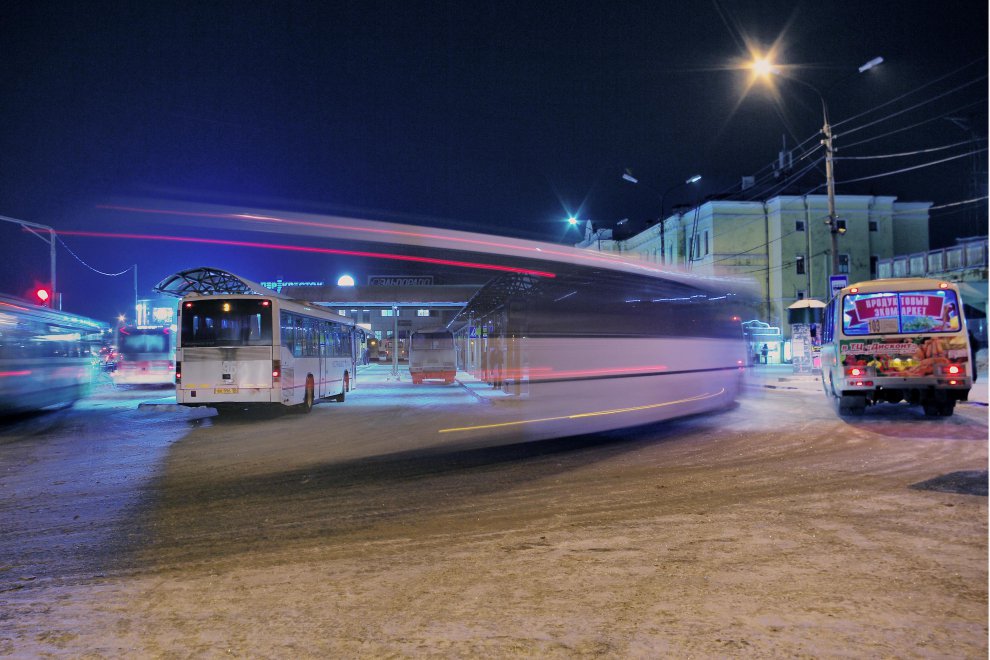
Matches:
[0,293,106,415]
[448,266,757,440]
[112,324,175,386]
[408,327,456,384]
[175,294,355,412]
[820,278,973,417]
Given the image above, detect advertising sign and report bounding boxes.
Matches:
[839,335,969,377]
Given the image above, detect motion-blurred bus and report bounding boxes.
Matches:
[408,327,456,384]
[175,294,355,412]
[820,278,973,416]
[0,294,105,415]
[448,266,757,439]
[112,324,176,386]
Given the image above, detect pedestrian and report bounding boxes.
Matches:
[761,343,769,364]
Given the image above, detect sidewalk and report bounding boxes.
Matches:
[747,364,989,407]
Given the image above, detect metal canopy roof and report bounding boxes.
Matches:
[154,267,280,298]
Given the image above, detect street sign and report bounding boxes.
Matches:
[829,275,848,299]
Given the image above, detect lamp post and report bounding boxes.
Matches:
[751,56,883,276]
[622,173,701,263]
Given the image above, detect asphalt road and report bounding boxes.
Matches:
[1,366,986,657]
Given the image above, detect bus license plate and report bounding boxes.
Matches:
[214,387,239,394]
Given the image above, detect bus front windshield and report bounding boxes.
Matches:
[180,299,274,347]
[842,289,962,335]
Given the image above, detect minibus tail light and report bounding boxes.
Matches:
[272,360,281,382]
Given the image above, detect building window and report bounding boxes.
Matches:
[417,309,430,317]
[704,231,710,256]
[796,220,805,232]
[796,290,807,300]
[869,220,878,232]
[870,255,879,278]
[338,310,347,316]
[381,309,394,317]
[795,254,806,275]
[838,254,850,274]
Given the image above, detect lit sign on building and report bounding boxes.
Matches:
[261,279,325,293]
[368,276,434,286]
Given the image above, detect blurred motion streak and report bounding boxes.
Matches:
[96,203,685,276]
[57,230,557,278]
[438,389,724,434]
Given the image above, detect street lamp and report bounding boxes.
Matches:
[622,173,702,264]
[750,56,883,276]
[622,173,702,222]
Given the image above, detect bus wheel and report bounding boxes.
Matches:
[300,377,315,413]
[333,373,346,402]
[837,394,865,416]
[924,401,955,417]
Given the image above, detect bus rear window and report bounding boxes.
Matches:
[842,289,961,335]
[181,299,274,346]
[118,329,169,356]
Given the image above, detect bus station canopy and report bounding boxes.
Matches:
[154,267,279,298]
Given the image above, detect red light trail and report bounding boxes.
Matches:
[96,204,640,271]
[57,230,557,278]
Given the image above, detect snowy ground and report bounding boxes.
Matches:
[1,365,986,657]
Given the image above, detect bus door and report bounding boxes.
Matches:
[318,321,330,399]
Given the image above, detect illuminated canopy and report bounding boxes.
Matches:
[154,267,279,298]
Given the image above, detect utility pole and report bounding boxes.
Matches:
[0,215,57,307]
[822,116,840,276]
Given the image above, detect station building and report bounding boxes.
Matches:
[575,193,987,364]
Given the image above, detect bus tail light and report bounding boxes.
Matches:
[941,364,962,376]
[846,366,874,378]
[175,361,181,383]
[272,360,281,383]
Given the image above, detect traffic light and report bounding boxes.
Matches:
[34,286,51,306]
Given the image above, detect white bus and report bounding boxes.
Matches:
[820,278,973,417]
[0,294,106,415]
[112,324,176,385]
[408,327,456,384]
[448,267,757,440]
[175,294,355,412]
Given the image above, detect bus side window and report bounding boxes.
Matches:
[280,312,295,355]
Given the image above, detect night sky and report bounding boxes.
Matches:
[1,1,986,322]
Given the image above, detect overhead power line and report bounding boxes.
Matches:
[833,147,987,186]
[835,138,986,160]
[56,236,134,277]
[836,75,987,139]
[832,56,987,129]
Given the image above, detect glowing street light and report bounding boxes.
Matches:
[749,55,883,276]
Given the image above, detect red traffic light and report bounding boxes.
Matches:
[34,287,51,305]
